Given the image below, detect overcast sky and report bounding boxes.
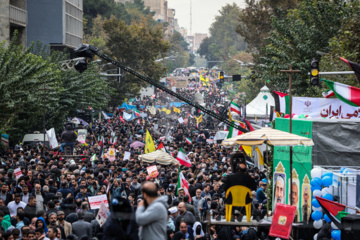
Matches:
[167,0,246,36]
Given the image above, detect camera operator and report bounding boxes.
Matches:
[135,181,168,240]
[223,151,257,205]
[60,124,77,153]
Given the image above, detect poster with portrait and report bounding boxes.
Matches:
[77,129,87,144]
[273,162,286,210]
[288,169,300,222]
[301,175,311,223]
[273,118,313,222]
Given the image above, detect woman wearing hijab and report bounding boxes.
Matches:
[192,222,204,239]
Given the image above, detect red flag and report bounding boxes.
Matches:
[156,142,165,151]
[119,116,125,123]
[315,196,346,229]
[244,119,255,131]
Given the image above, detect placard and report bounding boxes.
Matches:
[108,148,116,161]
[269,203,296,239]
[178,117,184,124]
[77,129,87,144]
[14,168,23,180]
[96,202,109,227]
[88,194,109,209]
[124,151,131,160]
[146,165,159,180]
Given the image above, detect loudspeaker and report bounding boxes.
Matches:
[341,214,360,240]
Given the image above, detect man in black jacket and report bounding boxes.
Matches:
[223,152,257,205]
[24,196,37,221]
[60,125,77,153]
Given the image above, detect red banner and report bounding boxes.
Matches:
[269,204,296,239]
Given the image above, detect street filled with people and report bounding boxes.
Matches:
[0,77,275,240]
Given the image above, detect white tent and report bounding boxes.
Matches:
[246,85,274,118]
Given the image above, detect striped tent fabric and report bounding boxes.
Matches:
[221,128,314,147]
[138,150,179,165]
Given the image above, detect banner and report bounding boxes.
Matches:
[292,97,360,119]
[46,128,58,149]
[96,202,109,227]
[108,148,116,161]
[146,165,159,180]
[88,194,109,209]
[123,151,131,160]
[269,204,296,239]
[77,129,87,144]
[14,168,23,179]
[273,118,312,222]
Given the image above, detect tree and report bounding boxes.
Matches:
[103,17,170,107]
[260,0,354,96]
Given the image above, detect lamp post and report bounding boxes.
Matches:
[39,84,50,156]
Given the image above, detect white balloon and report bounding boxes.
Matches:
[312,206,322,212]
[313,220,323,229]
[311,168,323,179]
[321,187,333,196]
[313,189,322,197]
[331,222,339,229]
[293,115,299,119]
[314,233,318,240]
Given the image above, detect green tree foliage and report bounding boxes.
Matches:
[165,31,191,73]
[103,17,170,107]
[237,0,299,58]
[0,37,110,142]
[261,0,354,96]
[198,4,246,68]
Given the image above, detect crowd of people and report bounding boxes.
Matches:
[0,80,271,240]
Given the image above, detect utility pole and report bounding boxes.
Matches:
[280,65,301,206]
[39,84,50,156]
[190,0,192,35]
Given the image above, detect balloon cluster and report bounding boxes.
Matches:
[283,114,311,119]
[310,168,341,240]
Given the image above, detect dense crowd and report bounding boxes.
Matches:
[0,81,270,240]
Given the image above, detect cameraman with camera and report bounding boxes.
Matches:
[135,181,169,240]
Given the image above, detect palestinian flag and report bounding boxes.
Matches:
[315,196,346,229]
[323,79,360,106]
[185,138,192,145]
[230,101,241,115]
[272,91,290,114]
[176,148,191,167]
[340,57,360,82]
[322,90,335,98]
[134,110,140,117]
[156,142,165,152]
[243,119,254,131]
[177,168,191,201]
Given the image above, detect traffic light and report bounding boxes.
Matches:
[250,71,256,83]
[310,58,320,85]
[220,71,224,83]
[233,75,241,81]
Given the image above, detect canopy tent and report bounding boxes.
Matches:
[245,85,274,118]
[138,150,179,165]
[222,127,314,147]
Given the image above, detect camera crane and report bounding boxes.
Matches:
[73,44,248,133]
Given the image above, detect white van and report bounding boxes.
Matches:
[22,134,49,148]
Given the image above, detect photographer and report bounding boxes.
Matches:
[135,181,168,240]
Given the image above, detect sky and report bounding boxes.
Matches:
[167,0,246,36]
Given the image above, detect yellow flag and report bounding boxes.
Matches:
[161,107,167,112]
[195,114,203,123]
[145,130,156,153]
[242,146,252,157]
[205,77,209,82]
[200,74,205,82]
[173,107,181,113]
[149,106,156,115]
[166,109,171,115]
[256,146,264,166]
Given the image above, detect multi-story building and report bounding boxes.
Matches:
[0,0,27,46]
[27,0,83,52]
[194,33,207,53]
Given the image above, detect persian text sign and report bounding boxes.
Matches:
[88,194,109,210]
[269,204,296,239]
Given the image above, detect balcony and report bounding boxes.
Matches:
[9,5,27,27]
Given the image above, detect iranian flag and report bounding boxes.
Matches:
[185,138,192,145]
[227,122,243,139]
[90,154,96,166]
[98,135,104,146]
[272,91,290,114]
[176,148,191,167]
[324,79,360,106]
[134,110,140,117]
[177,168,191,201]
[322,90,335,98]
[230,101,241,115]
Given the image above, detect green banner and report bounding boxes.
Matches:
[273,118,313,222]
